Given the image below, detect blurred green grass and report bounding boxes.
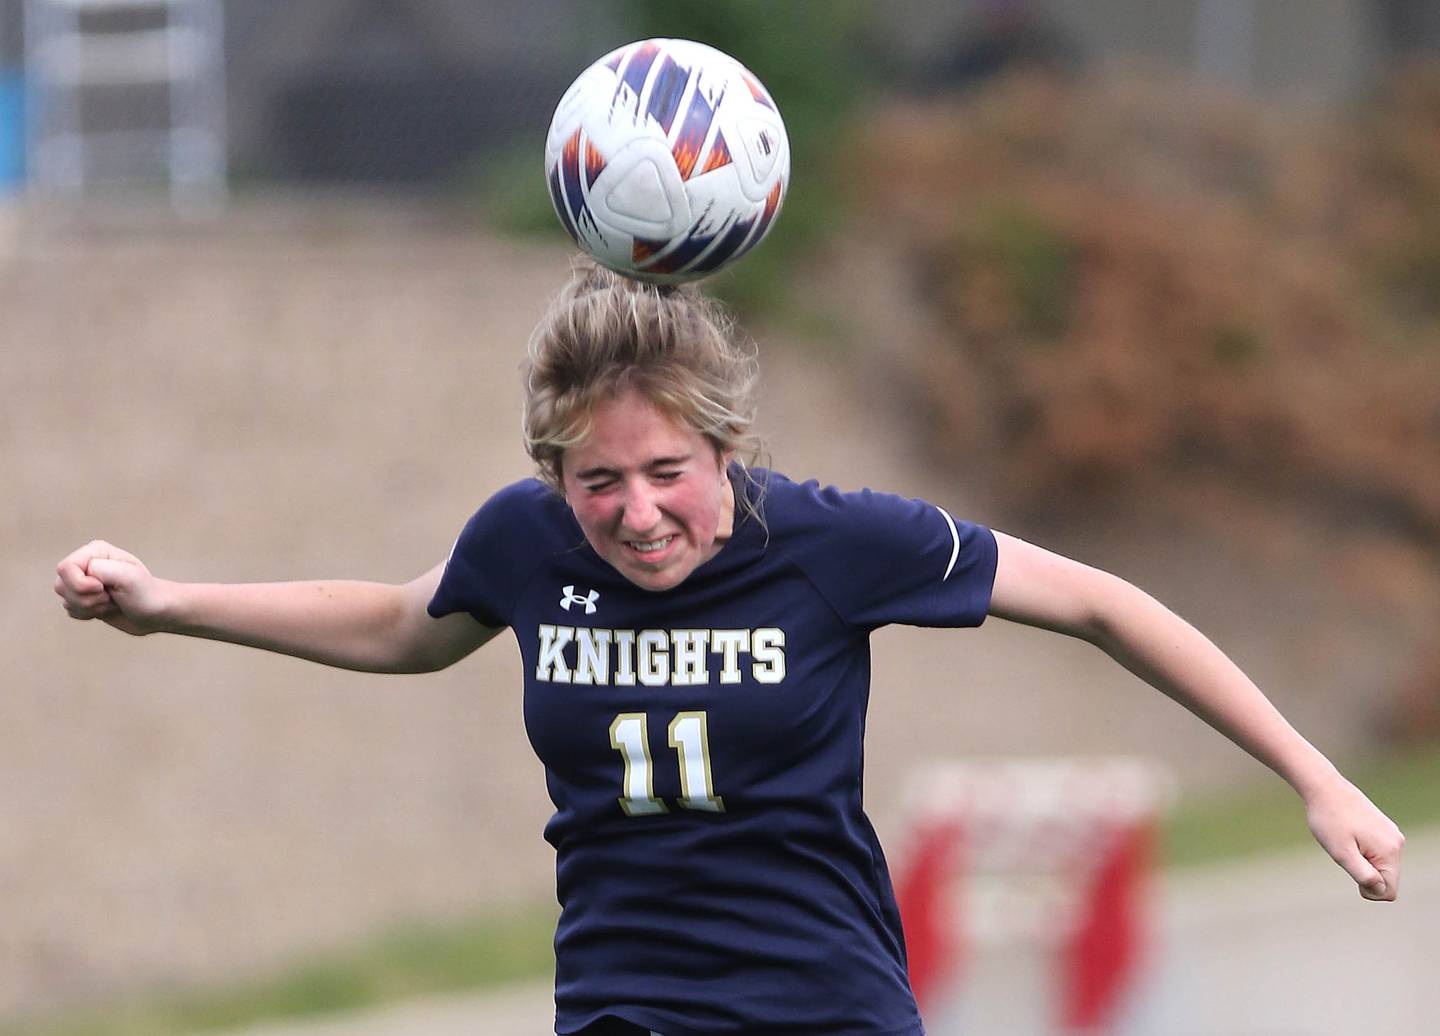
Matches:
[7,741,1434,1035]
[1163,741,1440,869]
[0,901,557,1036]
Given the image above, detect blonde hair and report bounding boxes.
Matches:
[523,261,763,493]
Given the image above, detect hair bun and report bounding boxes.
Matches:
[573,258,686,299]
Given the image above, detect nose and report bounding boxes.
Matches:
[621,479,662,531]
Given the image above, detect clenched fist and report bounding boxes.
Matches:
[54,540,171,636]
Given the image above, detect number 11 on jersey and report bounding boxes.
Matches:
[610,711,725,816]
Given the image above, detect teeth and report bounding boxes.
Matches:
[630,536,673,553]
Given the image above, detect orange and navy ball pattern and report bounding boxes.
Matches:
[547,39,787,282]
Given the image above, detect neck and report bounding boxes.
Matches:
[707,474,736,558]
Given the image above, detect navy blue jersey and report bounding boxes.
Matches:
[429,469,997,1035]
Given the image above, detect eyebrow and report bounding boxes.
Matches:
[574,454,693,480]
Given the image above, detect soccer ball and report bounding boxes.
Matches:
[544,38,790,284]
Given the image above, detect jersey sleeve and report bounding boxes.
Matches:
[427,480,553,628]
[785,482,998,630]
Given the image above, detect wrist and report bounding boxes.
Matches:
[1285,753,1346,804]
[150,578,192,634]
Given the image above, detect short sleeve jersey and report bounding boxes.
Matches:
[429,469,997,1036]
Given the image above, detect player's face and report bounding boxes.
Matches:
[561,389,734,592]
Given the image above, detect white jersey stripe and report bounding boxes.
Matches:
[936,505,961,582]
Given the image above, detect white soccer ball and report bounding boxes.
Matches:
[544,38,790,284]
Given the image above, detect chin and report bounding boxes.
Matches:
[619,560,693,592]
[628,570,686,592]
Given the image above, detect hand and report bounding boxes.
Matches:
[54,540,171,636]
[1304,775,1405,901]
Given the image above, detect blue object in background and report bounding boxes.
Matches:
[0,70,25,191]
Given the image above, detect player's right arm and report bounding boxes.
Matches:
[54,540,500,674]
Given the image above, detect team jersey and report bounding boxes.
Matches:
[429,469,997,1036]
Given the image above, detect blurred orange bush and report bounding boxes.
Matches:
[853,67,1440,542]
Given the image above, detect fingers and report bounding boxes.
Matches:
[1360,878,1397,902]
[87,557,138,586]
[61,595,120,621]
[1307,778,1405,903]
[56,581,112,613]
[54,540,144,620]
[1360,832,1405,903]
[1336,845,1384,891]
[1357,867,1398,902]
[56,540,112,597]
[1336,832,1404,903]
[1356,864,1392,902]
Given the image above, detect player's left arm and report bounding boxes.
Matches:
[986,529,1405,901]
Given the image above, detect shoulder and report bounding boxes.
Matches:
[445,478,583,575]
[749,469,997,628]
[454,478,574,544]
[430,479,579,624]
[482,477,566,514]
[753,469,956,541]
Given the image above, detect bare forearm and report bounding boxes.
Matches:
[160,579,426,673]
[59,545,495,675]
[1085,575,1340,797]
[1088,581,1404,898]
[988,534,1339,794]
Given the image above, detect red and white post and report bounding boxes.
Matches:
[895,758,1174,1035]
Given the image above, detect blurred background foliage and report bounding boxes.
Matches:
[837,61,1440,742]
[855,66,1440,516]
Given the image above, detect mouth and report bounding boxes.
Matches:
[625,535,675,561]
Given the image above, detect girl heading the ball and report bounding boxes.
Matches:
[57,261,1403,1036]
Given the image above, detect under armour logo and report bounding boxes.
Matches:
[560,585,600,614]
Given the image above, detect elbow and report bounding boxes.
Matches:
[1074,574,1182,673]
[362,595,450,675]
[377,607,492,675]
[392,653,454,676]
[991,532,1163,654]
[1068,569,1143,652]
[369,637,455,675]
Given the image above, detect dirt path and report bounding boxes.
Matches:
[1,200,1407,1019]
